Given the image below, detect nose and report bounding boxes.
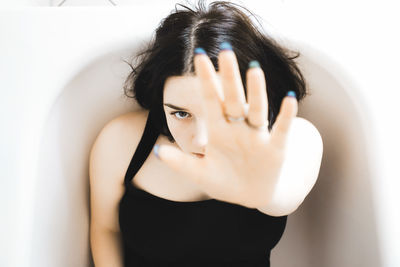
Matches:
[192,121,208,151]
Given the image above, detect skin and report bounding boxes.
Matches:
[157,46,299,209]
[163,73,215,156]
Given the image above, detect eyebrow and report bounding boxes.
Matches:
[163,103,189,111]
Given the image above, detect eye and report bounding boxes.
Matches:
[170,111,191,120]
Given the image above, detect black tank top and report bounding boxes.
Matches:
[118,109,288,266]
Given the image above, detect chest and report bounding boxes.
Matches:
[119,192,287,263]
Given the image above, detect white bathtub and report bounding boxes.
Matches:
[1,2,399,267]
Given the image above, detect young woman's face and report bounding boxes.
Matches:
[163,74,223,158]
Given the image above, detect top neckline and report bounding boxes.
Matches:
[125,180,220,205]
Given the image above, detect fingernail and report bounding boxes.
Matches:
[287,91,296,98]
[249,60,260,68]
[220,42,232,51]
[194,47,206,55]
[153,144,160,159]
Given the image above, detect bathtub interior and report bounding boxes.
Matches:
[4,5,385,267]
[33,34,383,267]
[31,47,138,266]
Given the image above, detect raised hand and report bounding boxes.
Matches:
[153,42,298,209]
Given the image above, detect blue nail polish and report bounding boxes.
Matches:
[153,144,160,159]
[220,42,232,51]
[194,47,206,55]
[287,91,296,98]
[249,60,260,68]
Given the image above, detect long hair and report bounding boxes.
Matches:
[122,0,309,142]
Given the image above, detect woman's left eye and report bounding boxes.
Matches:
[170,111,191,120]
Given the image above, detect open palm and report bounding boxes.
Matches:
[155,43,298,209]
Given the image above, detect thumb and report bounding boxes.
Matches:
[153,144,202,185]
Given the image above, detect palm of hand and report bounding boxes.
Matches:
[156,43,298,209]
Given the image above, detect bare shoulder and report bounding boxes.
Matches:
[285,117,324,172]
[90,109,150,181]
[292,117,323,151]
[115,109,149,131]
[88,109,149,232]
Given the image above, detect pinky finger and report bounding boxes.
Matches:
[269,91,298,151]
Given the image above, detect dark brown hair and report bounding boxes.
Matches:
[122,0,309,142]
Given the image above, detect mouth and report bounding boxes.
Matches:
[192,153,205,158]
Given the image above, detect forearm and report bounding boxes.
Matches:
[90,226,124,267]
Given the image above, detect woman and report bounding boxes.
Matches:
[89,0,323,266]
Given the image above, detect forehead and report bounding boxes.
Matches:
[164,74,223,99]
[164,75,198,93]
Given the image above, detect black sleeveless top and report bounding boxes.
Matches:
[118,109,288,266]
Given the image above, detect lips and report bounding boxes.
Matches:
[192,153,205,158]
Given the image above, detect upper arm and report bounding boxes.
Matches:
[89,111,144,233]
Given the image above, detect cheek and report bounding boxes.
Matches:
[166,116,175,132]
[165,115,191,144]
[165,114,183,136]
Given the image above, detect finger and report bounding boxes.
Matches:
[246,60,269,129]
[153,144,206,186]
[269,92,298,151]
[193,47,224,126]
[218,42,247,117]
